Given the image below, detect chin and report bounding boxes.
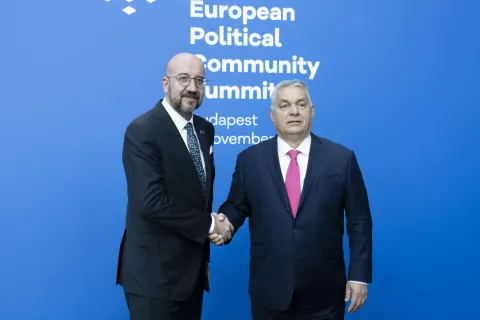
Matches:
[180,104,197,114]
[183,100,201,110]
[285,129,303,135]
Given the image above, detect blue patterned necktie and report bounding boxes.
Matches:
[185,122,206,196]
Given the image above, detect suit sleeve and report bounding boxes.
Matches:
[218,153,250,243]
[122,122,211,244]
[344,151,373,283]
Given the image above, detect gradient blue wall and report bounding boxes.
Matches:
[1,0,479,319]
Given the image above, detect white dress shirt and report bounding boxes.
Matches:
[162,99,206,174]
[277,134,311,191]
[162,99,215,233]
[277,134,366,286]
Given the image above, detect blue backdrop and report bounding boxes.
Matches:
[2,0,479,319]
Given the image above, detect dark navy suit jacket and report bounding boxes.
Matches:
[116,99,215,302]
[219,133,372,313]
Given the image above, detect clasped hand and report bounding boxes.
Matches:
[209,213,234,246]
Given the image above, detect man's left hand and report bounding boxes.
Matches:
[345,282,368,313]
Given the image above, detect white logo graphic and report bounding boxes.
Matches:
[106,0,156,15]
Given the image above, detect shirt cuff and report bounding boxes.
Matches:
[209,214,215,234]
[348,280,367,285]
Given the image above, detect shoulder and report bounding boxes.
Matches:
[193,114,214,129]
[193,114,215,137]
[124,107,157,142]
[312,134,361,167]
[313,134,352,154]
[237,136,274,159]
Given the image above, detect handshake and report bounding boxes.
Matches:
[209,213,234,246]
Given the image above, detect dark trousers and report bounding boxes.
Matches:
[124,273,204,320]
[251,290,345,320]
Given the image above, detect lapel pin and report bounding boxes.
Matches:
[199,129,205,135]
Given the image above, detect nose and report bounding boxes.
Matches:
[186,79,198,92]
[289,105,299,115]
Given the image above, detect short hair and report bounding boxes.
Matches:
[270,79,312,110]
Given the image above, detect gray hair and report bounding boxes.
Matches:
[270,79,312,110]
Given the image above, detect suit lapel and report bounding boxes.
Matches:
[152,101,205,199]
[265,134,325,219]
[265,136,293,219]
[297,134,324,213]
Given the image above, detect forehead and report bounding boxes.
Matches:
[171,57,205,76]
[275,86,308,103]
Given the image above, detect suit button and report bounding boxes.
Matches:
[293,228,297,233]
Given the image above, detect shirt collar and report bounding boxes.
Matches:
[162,98,194,131]
[277,134,311,156]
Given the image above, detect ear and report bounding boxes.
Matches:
[162,77,168,93]
[269,109,274,122]
[311,104,315,118]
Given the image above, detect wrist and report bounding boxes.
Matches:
[209,214,215,234]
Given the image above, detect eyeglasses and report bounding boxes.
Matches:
[166,74,209,88]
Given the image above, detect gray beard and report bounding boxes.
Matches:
[168,92,200,120]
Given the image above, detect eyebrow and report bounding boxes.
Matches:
[279,98,306,103]
[177,73,205,78]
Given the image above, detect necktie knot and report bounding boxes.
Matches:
[287,149,300,160]
[185,122,193,131]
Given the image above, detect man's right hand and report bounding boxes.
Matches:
[209,213,234,245]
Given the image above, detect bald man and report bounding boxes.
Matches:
[116,53,233,320]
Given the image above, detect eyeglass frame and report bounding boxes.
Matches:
[166,73,209,88]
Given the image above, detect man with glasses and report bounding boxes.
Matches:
[116,52,233,320]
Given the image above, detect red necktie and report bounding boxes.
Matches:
[285,150,301,218]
